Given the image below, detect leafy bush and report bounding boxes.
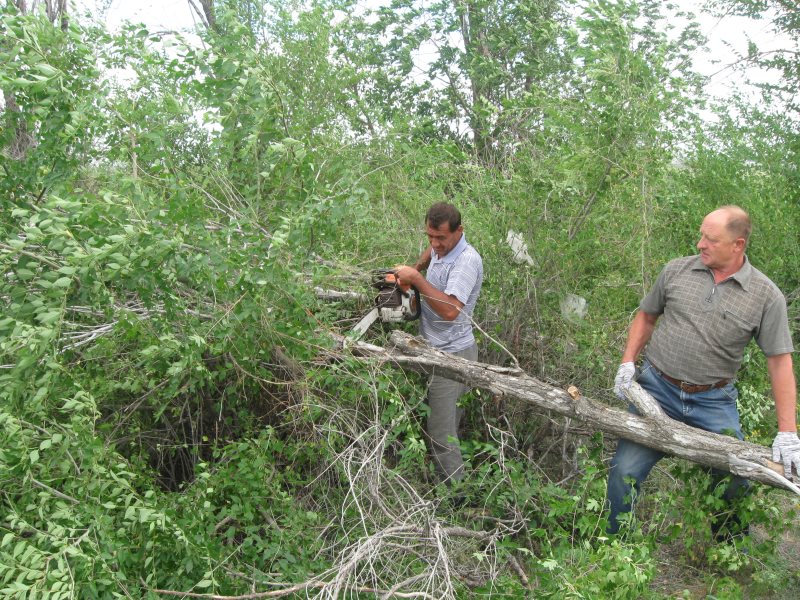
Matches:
[1,1,799,598]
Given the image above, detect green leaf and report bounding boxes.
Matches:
[17,356,37,371]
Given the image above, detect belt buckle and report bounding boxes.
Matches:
[681,381,712,393]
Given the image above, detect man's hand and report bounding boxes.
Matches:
[393,265,422,289]
[772,432,800,480]
[614,362,635,400]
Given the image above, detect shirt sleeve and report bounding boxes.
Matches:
[444,252,481,305]
[756,294,795,356]
[639,265,668,316]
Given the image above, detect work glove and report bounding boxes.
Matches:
[771,431,800,480]
[614,362,636,400]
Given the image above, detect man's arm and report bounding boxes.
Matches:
[766,353,797,432]
[767,353,800,480]
[621,310,660,363]
[393,265,463,321]
[413,247,432,272]
[613,310,659,399]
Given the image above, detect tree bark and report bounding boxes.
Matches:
[187,0,216,32]
[2,0,68,166]
[44,0,68,30]
[344,331,800,496]
[458,1,494,166]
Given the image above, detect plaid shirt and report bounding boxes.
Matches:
[420,235,483,352]
[642,255,793,384]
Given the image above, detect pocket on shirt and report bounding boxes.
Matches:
[716,309,757,347]
[723,309,756,334]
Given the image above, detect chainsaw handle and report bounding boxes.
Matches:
[408,285,421,321]
[377,268,413,293]
[385,268,421,320]
[373,269,422,321]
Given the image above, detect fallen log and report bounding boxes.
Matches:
[345,330,800,496]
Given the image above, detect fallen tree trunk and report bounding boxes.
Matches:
[345,331,800,496]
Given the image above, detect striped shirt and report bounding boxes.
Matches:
[420,235,483,352]
[642,255,793,384]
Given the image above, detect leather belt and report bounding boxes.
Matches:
[652,366,729,393]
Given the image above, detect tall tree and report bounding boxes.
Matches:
[558,0,703,233]
[366,0,569,164]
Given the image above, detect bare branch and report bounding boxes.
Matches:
[29,477,79,505]
[344,331,799,495]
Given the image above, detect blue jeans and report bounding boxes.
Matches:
[606,360,749,534]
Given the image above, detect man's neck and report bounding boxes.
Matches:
[711,257,744,283]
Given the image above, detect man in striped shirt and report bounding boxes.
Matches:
[395,203,483,487]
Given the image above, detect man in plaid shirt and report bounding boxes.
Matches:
[608,205,800,539]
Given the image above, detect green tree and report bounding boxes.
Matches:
[548,0,704,238]
[0,2,105,205]
[364,0,569,164]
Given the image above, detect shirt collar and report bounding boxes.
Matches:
[690,254,752,291]
[432,234,468,264]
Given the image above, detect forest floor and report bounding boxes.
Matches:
[649,493,800,598]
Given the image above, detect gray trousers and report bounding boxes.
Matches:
[426,343,478,484]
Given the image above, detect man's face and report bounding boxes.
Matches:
[426,221,463,258]
[697,210,744,271]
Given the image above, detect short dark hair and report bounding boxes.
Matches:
[425,202,461,232]
[721,205,752,245]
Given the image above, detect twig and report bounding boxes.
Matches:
[507,552,530,588]
[151,580,436,599]
[0,242,61,268]
[29,477,79,505]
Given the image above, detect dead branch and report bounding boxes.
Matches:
[151,525,494,599]
[343,331,800,496]
[313,287,368,302]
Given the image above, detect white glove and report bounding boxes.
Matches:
[614,362,635,400]
[772,432,800,480]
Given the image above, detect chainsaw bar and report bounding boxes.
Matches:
[349,307,380,340]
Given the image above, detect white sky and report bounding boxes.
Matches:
[679,2,790,102]
[82,0,790,106]
[102,0,196,31]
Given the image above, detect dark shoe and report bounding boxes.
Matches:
[450,494,467,510]
[711,513,749,544]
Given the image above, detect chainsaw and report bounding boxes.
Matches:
[349,269,421,340]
